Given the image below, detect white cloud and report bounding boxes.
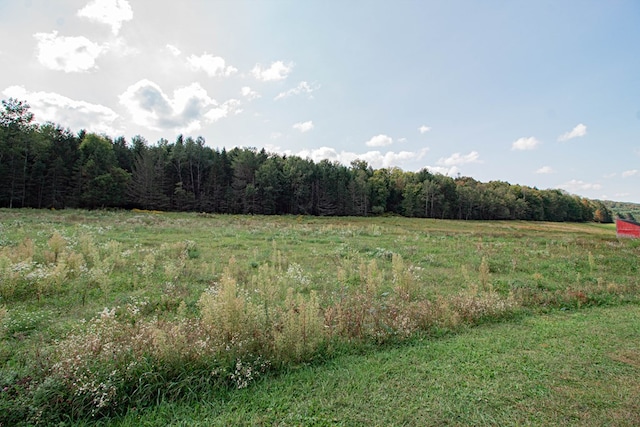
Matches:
[559,179,602,192]
[361,151,416,168]
[119,79,239,133]
[34,31,104,72]
[77,0,133,35]
[535,166,554,174]
[511,136,540,151]
[166,44,181,56]
[252,61,293,81]
[108,36,138,57]
[365,134,393,147]
[275,81,319,100]
[187,53,237,77]
[418,125,431,134]
[270,132,283,140]
[295,147,419,169]
[437,151,480,166]
[240,86,260,100]
[558,123,587,142]
[3,85,120,135]
[296,146,339,163]
[293,120,314,133]
[205,99,242,122]
[622,169,638,177]
[427,166,460,176]
[416,147,430,159]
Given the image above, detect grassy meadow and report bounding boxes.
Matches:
[0,209,638,425]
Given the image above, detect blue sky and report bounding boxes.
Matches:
[1,0,639,202]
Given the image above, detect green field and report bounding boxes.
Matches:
[0,209,638,425]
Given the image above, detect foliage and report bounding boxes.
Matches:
[0,98,614,222]
[602,199,640,222]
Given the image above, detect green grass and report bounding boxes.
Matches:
[0,209,639,425]
[99,304,640,426]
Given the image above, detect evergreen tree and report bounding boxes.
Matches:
[0,98,35,208]
[77,133,130,208]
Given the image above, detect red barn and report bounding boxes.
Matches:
[616,219,640,238]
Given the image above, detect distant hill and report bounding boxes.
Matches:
[601,200,640,221]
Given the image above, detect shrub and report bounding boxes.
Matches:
[273,289,324,363]
[197,264,263,359]
[47,232,66,264]
[450,283,519,324]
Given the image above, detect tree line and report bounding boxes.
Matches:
[0,98,614,222]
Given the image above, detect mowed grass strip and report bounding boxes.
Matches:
[101,304,640,427]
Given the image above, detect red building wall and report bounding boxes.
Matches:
[616,219,640,238]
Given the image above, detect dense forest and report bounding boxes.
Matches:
[0,98,615,222]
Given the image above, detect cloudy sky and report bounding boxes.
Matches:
[1,0,639,202]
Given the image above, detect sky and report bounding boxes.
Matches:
[1,0,639,203]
